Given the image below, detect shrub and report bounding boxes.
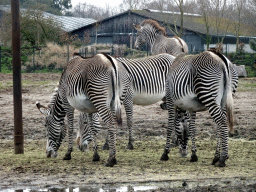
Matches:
[249,39,256,52]
[25,42,77,72]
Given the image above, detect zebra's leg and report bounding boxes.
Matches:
[63,108,75,160]
[105,127,117,167]
[209,105,229,167]
[160,87,175,161]
[123,88,134,150]
[97,103,118,166]
[188,112,198,162]
[212,126,221,165]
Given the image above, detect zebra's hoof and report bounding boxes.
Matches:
[215,157,226,167]
[126,142,134,150]
[93,152,100,161]
[105,157,117,167]
[190,154,198,162]
[63,153,71,160]
[160,152,169,161]
[212,156,219,165]
[102,143,109,150]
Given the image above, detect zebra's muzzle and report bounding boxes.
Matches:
[78,140,89,152]
[46,150,57,158]
[179,147,188,158]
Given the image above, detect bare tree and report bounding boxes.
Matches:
[211,0,231,44]
[231,0,246,53]
[197,0,213,49]
[244,0,256,30]
[72,2,117,20]
[121,0,141,9]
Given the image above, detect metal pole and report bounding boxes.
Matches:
[11,0,24,154]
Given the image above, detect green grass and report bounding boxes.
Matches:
[0,80,58,92]
[0,138,255,183]
[237,78,256,92]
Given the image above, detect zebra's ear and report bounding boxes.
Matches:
[133,23,141,30]
[36,101,48,115]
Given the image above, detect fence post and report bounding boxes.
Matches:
[0,46,2,73]
[11,0,24,154]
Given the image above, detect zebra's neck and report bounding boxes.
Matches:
[151,34,166,53]
[51,93,66,122]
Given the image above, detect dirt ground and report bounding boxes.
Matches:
[0,73,256,191]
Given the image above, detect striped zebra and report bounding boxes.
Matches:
[161,49,236,167]
[176,62,239,158]
[36,53,131,167]
[134,19,188,56]
[76,112,101,152]
[76,53,178,152]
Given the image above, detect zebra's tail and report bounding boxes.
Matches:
[103,53,122,126]
[112,61,122,126]
[225,62,234,135]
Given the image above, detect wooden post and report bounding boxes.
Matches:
[11,0,24,154]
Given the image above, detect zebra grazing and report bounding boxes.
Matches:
[134,19,188,56]
[36,53,131,167]
[161,49,236,167]
[175,62,239,158]
[76,53,178,152]
[76,112,101,152]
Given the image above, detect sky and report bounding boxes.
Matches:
[71,0,121,9]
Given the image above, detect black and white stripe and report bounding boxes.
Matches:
[161,49,237,167]
[77,53,179,151]
[134,19,188,56]
[36,53,131,167]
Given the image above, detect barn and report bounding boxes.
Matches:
[71,9,252,53]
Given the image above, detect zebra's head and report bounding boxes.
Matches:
[76,113,101,152]
[134,19,166,50]
[36,101,66,158]
[134,23,146,50]
[76,113,91,152]
[175,110,190,157]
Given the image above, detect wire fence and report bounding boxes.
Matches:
[0,44,256,75]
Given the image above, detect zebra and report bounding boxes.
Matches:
[134,19,188,56]
[76,112,101,152]
[134,19,189,127]
[160,49,236,167]
[36,53,131,167]
[176,61,239,158]
[76,53,178,152]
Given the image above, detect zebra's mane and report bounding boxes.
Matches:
[48,87,59,108]
[207,48,228,72]
[141,19,166,36]
[173,36,185,52]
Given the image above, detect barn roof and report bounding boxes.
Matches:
[43,12,96,32]
[73,9,236,37]
[0,5,96,32]
[131,9,235,36]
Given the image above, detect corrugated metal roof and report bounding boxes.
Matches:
[0,5,96,32]
[43,12,97,32]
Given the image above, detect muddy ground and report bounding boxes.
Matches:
[0,73,256,191]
